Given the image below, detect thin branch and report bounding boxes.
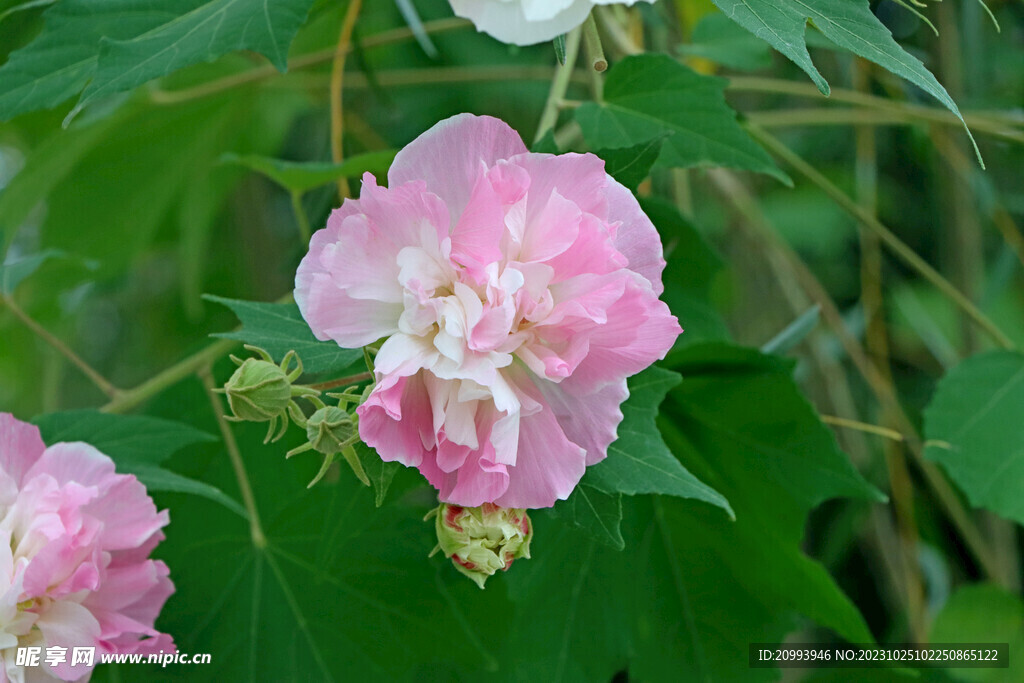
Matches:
[746,108,1024,144]
[101,338,238,414]
[307,372,372,392]
[2,294,121,399]
[821,415,905,443]
[729,76,1024,138]
[709,169,1006,587]
[535,26,582,144]
[748,124,1016,351]
[330,0,363,200]
[200,369,267,549]
[149,17,471,106]
[931,128,1024,269]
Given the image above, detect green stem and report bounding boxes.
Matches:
[535,26,582,144]
[729,76,1023,143]
[746,108,1024,144]
[200,369,266,549]
[582,14,607,73]
[2,294,121,399]
[101,338,238,414]
[749,124,1015,351]
[307,372,372,392]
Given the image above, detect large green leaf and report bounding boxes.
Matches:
[550,484,625,550]
[33,410,216,466]
[930,584,1024,683]
[493,345,879,681]
[0,0,316,122]
[582,366,733,518]
[593,137,665,193]
[137,375,499,681]
[31,410,244,516]
[923,351,1024,526]
[654,344,881,656]
[206,295,364,377]
[352,441,400,508]
[709,0,977,157]
[575,54,789,182]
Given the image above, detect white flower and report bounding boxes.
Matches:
[448,0,657,46]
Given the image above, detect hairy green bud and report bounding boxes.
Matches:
[305,406,357,455]
[223,358,291,423]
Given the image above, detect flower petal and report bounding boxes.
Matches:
[388,114,527,218]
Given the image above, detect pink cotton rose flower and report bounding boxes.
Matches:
[296,114,680,509]
[0,414,174,682]
[449,0,657,46]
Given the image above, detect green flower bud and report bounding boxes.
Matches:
[429,503,532,589]
[304,406,356,455]
[223,358,291,423]
[217,346,320,444]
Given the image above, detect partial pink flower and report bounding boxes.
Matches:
[296,114,680,509]
[448,0,658,46]
[0,414,174,682]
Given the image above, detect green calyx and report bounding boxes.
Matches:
[427,503,533,589]
[304,406,356,455]
[287,400,370,489]
[217,345,319,443]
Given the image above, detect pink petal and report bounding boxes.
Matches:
[509,152,609,224]
[295,270,402,347]
[441,441,510,507]
[536,379,628,466]
[388,114,528,220]
[605,179,667,295]
[358,374,434,468]
[518,189,582,264]
[544,212,628,283]
[84,477,170,552]
[562,277,682,395]
[492,372,587,508]
[0,413,44,489]
[450,165,516,272]
[34,601,101,680]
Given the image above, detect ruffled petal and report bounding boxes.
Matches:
[492,373,587,508]
[605,178,667,294]
[0,414,45,491]
[388,114,527,217]
[536,379,628,466]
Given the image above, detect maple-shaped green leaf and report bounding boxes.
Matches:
[575,54,789,182]
[581,366,733,518]
[32,410,245,517]
[923,351,1024,526]
[205,295,364,377]
[709,0,979,160]
[0,0,316,122]
[551,485,625,550]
